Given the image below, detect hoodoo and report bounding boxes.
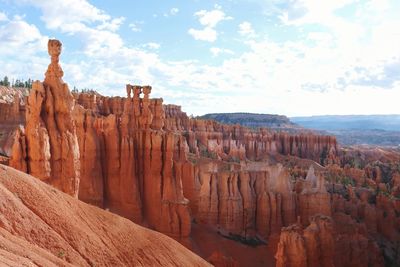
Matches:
[24,39,80,196]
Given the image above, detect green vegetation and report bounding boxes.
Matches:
[346,157,362,169]
[198,112,300,132]
[0,76,10,86]
[0,76,32,88]
[188,156,198,164]
[57,250,65,258]
[228,156,240,163]
[341,176,356,187]
[325,173,355,187]
[320,147,328,165]
[217,231,266,247]
[199,148,217,159]
[219,164,231,172]
[377,189,400,201]
[71,87,98,94]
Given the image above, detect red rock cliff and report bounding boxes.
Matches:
[72,85,192,238]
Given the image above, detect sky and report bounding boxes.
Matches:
[0,0,399,116]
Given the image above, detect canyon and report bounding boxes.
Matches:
[0,40,399,266]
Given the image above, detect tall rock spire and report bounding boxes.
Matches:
[25,39,80,197]
[45,39,64,83]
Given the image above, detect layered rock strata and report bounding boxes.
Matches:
[3,39,398,266]
[163,105,339,165]
[181,161,333,240]
[71,85,192,237]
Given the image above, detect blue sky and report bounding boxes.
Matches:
[0,0,399,116]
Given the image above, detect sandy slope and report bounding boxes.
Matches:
[0,164,210,267]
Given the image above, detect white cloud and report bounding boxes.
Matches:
[0,12,8,21]
[129,22,142,32]
[143,42,160,50]
[160,0,400,115]
[97,17,125,32]
[194,8,232,28]
[278,0,357,26]
[188,6,232,42]
[14,0,110,31]
[170,8,179,16]
[210,47,234,57]
[13,0,128,56]
[238,21,255,37]
[0,16,46,50]
[188,27,217,42]
[163,7,179,17]
[0,15,48,80]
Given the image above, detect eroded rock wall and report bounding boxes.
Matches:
[182,161,333,239]
[163,104,339,165]
[67,86,340,240]
[275,214,384,267]
[71,85,192,237]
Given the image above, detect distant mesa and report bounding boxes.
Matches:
[292,115,400,146]
[199,112,306,133]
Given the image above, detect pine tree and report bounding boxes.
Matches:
[3,76,10,87]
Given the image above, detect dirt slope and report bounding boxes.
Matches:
[0,164,210,267]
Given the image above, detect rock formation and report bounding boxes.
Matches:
[275,215,334,267]
[163,106,339,164]
[72,85,192,238]
[14,40,339,241]
[188,162,298,239]
[1,39,399,266]
[297,166,332,225]
[5,40,191,238]
[24,40,80,196]
[0,87,27,168]
[275,214,384,267]
[0,93,24,124]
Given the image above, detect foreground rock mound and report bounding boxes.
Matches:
[0,164,210,267]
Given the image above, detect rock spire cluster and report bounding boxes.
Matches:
[1,39,397,266]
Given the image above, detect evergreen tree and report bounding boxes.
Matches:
[3,76,10,86]
[0,76,33,88]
